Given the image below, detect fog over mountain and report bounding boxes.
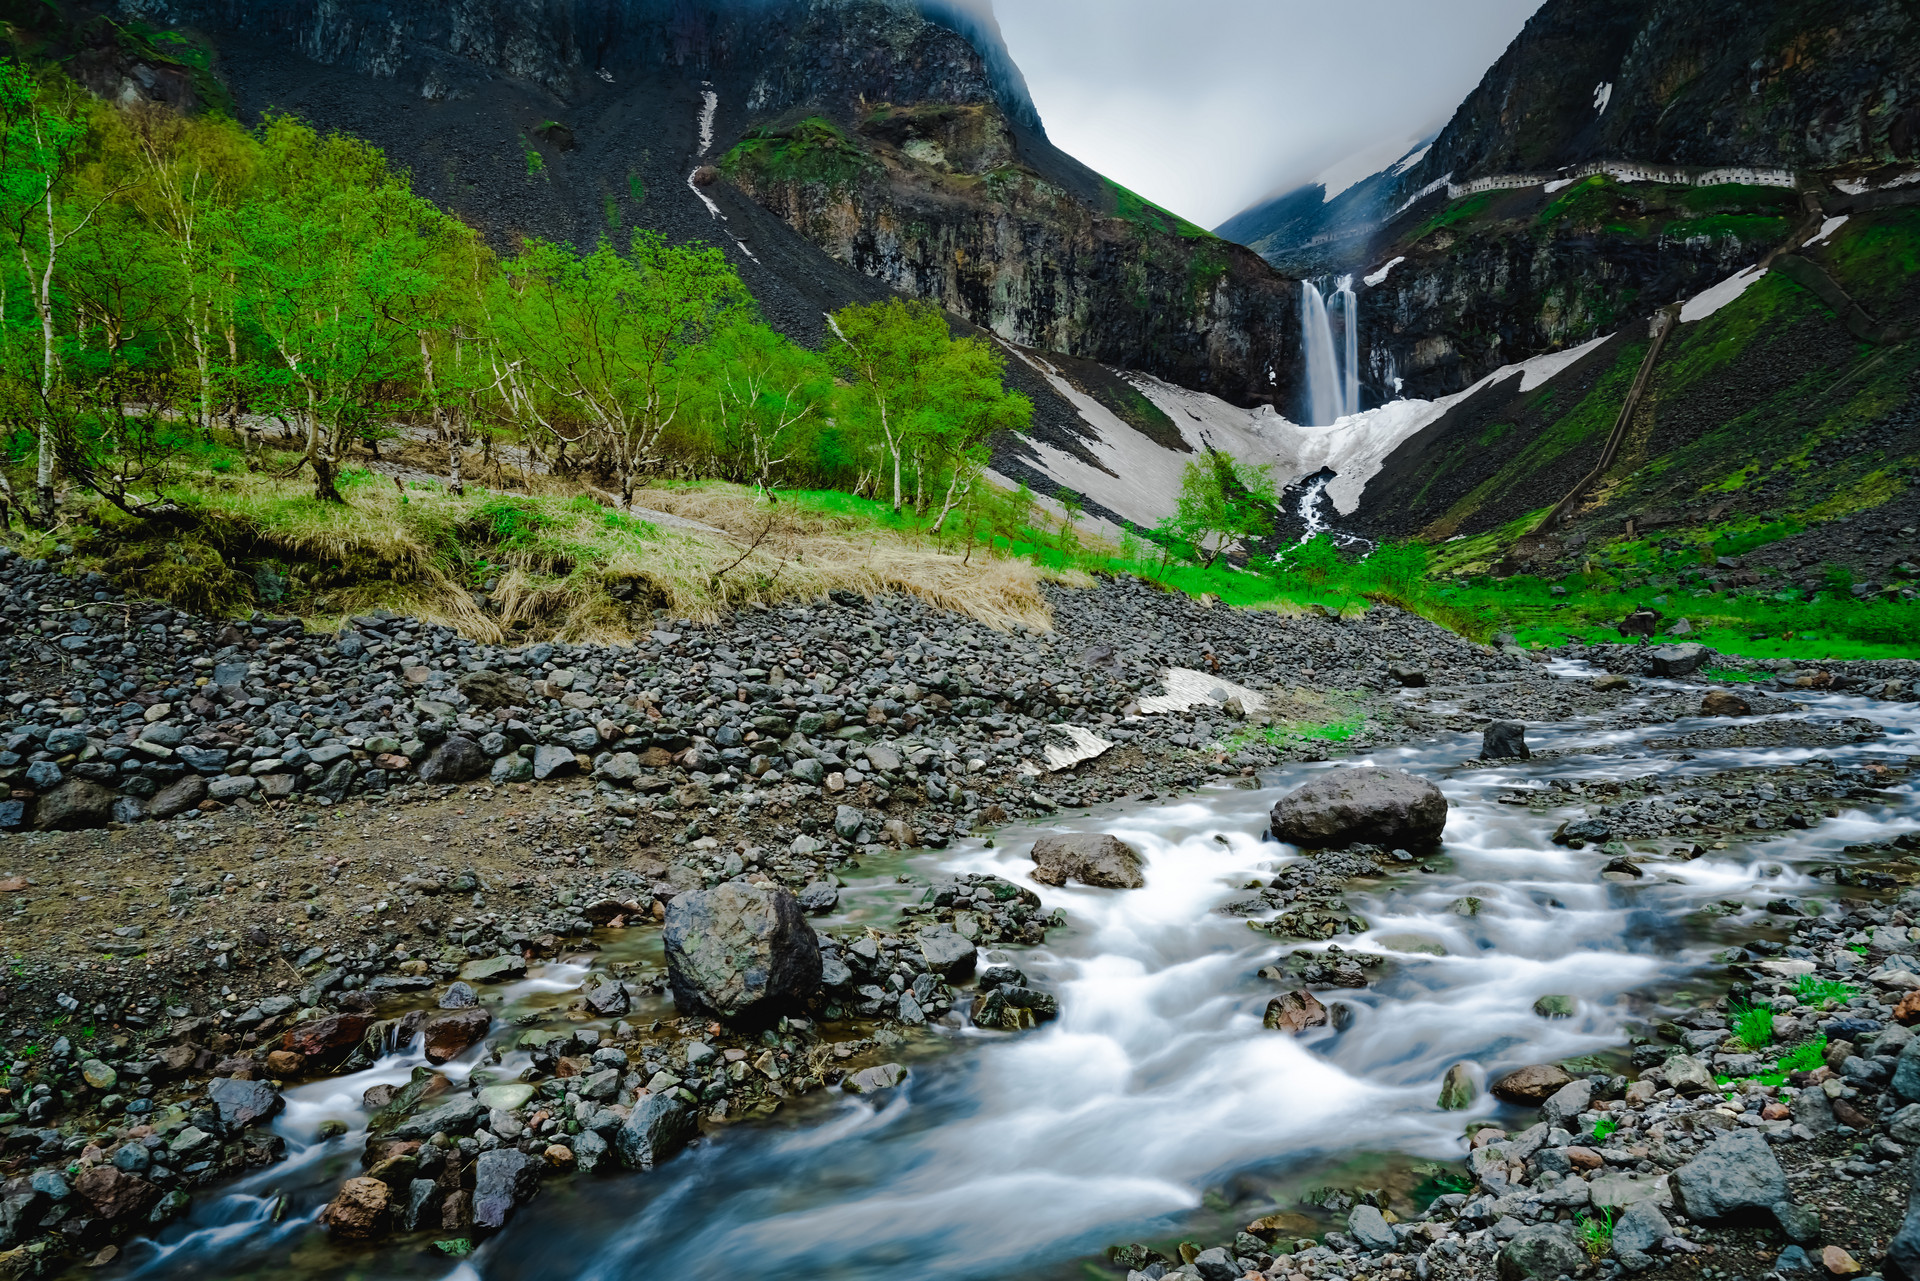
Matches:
[994,0,1544,227]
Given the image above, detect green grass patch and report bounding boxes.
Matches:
[1103,178,1219,240]
[1793,976,1857,1007]
[721,117,876,190]
[1417,191,1494,240]
[1574,1207,1615,1258]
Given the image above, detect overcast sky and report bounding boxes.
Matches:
[993,0,1546,229]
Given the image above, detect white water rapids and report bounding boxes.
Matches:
[1300,279,1360,426]
[107,674,1920,1281]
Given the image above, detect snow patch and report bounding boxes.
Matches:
[1803,215,1849,247]
[1834,178,1870,196]
[1679,265,1766,324]
[1389,143,1433,176]
[1518,332,1612,391]
[1136,669,1267,718]
[1363,256,1405,287]
[1543,178,1574,194]
[1592,82,1613,114]
[1393,172,1453,217]
[696,88,718,157]
[1041,726,1114,772]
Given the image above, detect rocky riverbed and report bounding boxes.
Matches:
[0,543,1916,1280]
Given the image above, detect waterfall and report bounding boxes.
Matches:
[1298,278,1361,425]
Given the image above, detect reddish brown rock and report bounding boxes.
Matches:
[422,1007,492,1065]
[283,1013,373,1059]
[1262,990,1329,1034]
[1701,690,1752,717]
[1896,990,1920,1026]
[1490,1064,1575,1105]
[264,1049,305,1078]
[320,1177,391,1239]
[73,1166,160,1222]
[1565,1146,1604,1170]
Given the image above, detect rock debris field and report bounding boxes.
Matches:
[0,540,1915,1279]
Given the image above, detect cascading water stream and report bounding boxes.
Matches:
[108,677,1920,1281]
[1299,279,1361,426]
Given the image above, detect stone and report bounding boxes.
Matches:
[322,1177,391,1239]
[1490,1064,1573,1105]
[472,1148,542,1230]
[1269,767,1447,850]
[663,882,822,1021]
[1888,1150,1920,1281]
[71,1166,159,1223]
[207,774,258,801]
[1649,643,1707,678]
[531,745,578,780]
[1889,1037,1920,1104]
[1795,1087,1838,1135]
[917,928,977,981]
[208,1077,283,1128]
[1028,832,1146,889]
[1822,1246,1862,1276]
[1701,690,1751,717]
[797,881,839,913]
[1668,1129,1786,1223]
[387,1097,489,1140]
[1191,1247,1238,1281]
[477,1083,537,1112]
[573,1130,610,1173]
[146,775,209,819]
[264,1049,304,1077]
[459,954,527,983]
[1349,1204,1397,1252]
[1662,1053,1717,1096]
[282,1013,373,1058]
[80,1059,117,1089]
[1612,1200,1670,1258]
[1588,1171,1675,1211]
[615,1092,696,1170]
[1497,1223,1585,1281]
[843,1063,907,1094]
[1438,1063,1476,1110]
[1542,1078,1594,1130]
[1388,664,1427,687]
[1481,721,1529,760]
[585,981,630,1016]
[457,670,533,709]
[1533,994,1575,1019]
[439,981,479,1008]
[1263,990,1329,1034]
[418,735,488,784]
[1774,1200,1821,1245]
[422,1008,491,1064]
[31,779,116,831]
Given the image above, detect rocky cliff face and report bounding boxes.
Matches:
[1399,0,1920,192]
[723,102,1300,406]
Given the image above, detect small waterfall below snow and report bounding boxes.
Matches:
[1299,276,1360,425]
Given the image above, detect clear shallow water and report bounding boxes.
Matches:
[106,677,1920,1281]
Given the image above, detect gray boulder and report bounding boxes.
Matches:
[387,1097,488,1140]
[1029,833,1145,889]
[532,745,579,780]
[147,775,209,819]
[1497,1223,1585,1281]
[472,1148,542,1230]
[1794,1087,1838,1134]
[1269,767,1447,849]
[1189,1247,1238,1281]
[797,881,840,914]
[1542,1078,1593,1130]
[917,928,977,981]
[1612,1200,1670,1264]
[32,779,116,831]
[207,1077,283,1128]
[1348,1203,1397,1252]
[1481,721,1530,760]
[615,1092,696,1169]
[457,670,533,709]
[1668,1129,1786,1222]
[1891,1037,1920,1103]
[1649,644,1707,677]
[418,735,488,784]
[663,883,821,1021]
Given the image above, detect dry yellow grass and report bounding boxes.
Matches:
[94,468,1082,643]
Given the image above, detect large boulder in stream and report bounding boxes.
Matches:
[1029,833,1145,888]
[1269,767,1447,850]
[663,882,821,1021]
